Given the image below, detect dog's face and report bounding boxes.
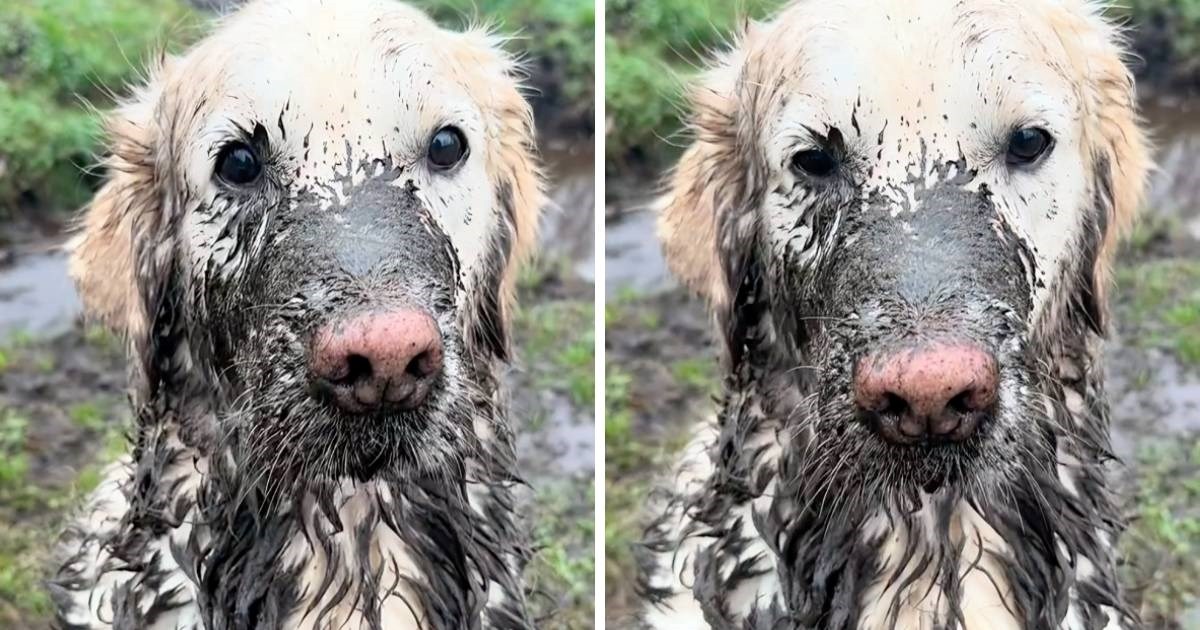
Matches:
[70,0,541,483]
[661,0,1148,496]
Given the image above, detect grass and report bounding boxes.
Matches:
[1121,436,1200,626]
[0,410,31,494]
[528,479,595,628]
[0,324,133,625]
[514,255,596,406]
[515,300,595,405]
[604,0,785,165]
[0,0,198,217]
[603,289,722,621]
[602,362,645,613]
[1115,258,1200,365]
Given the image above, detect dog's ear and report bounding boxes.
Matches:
[657,46,753,312]
[447,27,544,358]
[1062,5,1151,331]
[68,58,172,342]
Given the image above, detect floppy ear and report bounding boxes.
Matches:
[1088,28,1150,298]
[68,61,171,342]
[1065,6,1151,330]
[657,44,754,313]
[448,28,544,357]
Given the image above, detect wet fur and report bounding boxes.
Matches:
[50,1,544,628]
[643,1,1149,629]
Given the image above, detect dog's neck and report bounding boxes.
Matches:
[105,338,534,630]
[662,303,1131,629]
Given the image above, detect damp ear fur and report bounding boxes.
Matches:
[68,56,174,343]
[657,41,758,313]
[443,27,544,358]
[1064,3,1151,333]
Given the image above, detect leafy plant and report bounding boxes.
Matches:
[0,0,197,216]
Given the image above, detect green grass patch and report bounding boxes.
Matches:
[514,300,595,405]
[1115,258,1200,365]
[603,363,641,473]
[0,409,30,492]
[1121,436,1200,625]
[68,401,106,431]
[0,528,52,622]
[0,0,198,216]
[672,357,715,391]
[604,0,786,165]
[528,479,595,628]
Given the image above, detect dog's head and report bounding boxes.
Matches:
[70,0,542,482]
[662,0,1148,495]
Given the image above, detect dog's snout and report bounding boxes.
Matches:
[854,342,998,444]
[309,310,444,413]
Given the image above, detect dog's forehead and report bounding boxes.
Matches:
[187,0,468,113]
[167,0,494,190]
[758,0,1084,160]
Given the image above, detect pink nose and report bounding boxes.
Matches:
[854,343,998,443]
[309,310,444,413]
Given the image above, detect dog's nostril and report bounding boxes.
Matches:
[880,392,908,416]
[407,351,433,378]
[947,390,972,414]
[343,354,373,384]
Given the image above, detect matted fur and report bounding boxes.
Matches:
[643,1,1150,629]
[52,1,545,628]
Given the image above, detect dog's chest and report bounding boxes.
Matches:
[280,500,425,629]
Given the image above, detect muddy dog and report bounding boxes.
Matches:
[642,0,1149,628]
[49,1,543,628]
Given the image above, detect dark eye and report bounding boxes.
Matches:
[1006,127,1053,166]
[428,126,468,170]
[215,142,262,185]
[792,148,838,177]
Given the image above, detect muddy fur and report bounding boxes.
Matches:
[48,1,545,628]
[642,1,1149,628]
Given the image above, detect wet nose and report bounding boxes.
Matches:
[309,310,444,413]
[854,342,998,444]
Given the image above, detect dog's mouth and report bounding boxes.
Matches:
[793,333,1029,495]
[226,309,469,485]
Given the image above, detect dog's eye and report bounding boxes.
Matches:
[428,126,468,170]
[1006,127,1053,166]
[792,149,838,177]
[215,142,262,185]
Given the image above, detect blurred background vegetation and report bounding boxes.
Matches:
[0,0,195,218]
[0,1,594,628]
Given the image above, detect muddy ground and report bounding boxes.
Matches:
[0,134,595,628]
[605,97,1200,628]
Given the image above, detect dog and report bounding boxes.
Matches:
[49,1,544,628]
[641,0,1149,628]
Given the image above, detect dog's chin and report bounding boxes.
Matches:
[810,419,999,497]
[329,413,460,482]
[258,403,461,486]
